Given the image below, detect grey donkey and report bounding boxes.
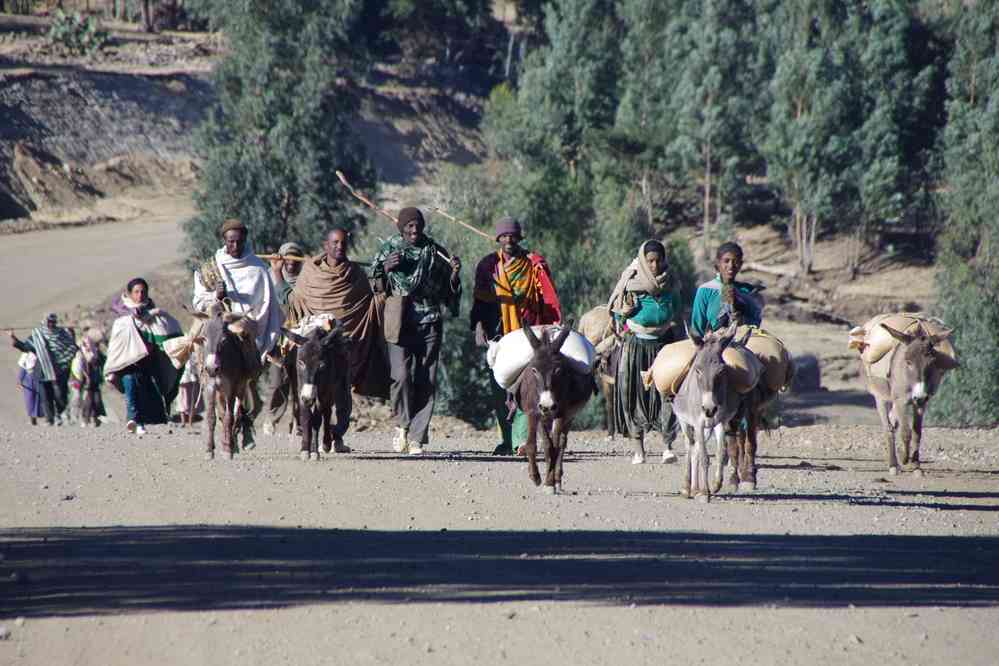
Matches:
[864,324,955,476]
[672,324,755,502]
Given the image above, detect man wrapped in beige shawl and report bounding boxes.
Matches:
[287,228,390,399]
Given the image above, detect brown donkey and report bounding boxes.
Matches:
[865,324,955,476]
[190,305,262,460]
[514,322,595,494]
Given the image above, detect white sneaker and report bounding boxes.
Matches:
[262,422,275,436]
[631,452,645,465]
[661,449,678,464]
[392,427,409,453]
[126,420,137,433]
[407,442,424,455]
[135,425,147,436]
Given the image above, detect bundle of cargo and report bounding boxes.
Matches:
[848,312,958,374]
[487,324,595,390]
[642,326,792,397]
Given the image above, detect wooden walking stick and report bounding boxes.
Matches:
[335,170,451,263]
[431,207,493,241]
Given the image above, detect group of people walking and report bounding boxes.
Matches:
[8,206,764,460]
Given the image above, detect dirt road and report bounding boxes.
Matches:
[0,422,997,665]
[0,193,190,420]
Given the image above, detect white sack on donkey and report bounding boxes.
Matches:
[487,324,595,389]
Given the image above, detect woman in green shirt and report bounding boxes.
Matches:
[608,240,679,464]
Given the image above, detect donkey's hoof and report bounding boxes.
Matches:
[912,468,924,478]
[738,481,757,493]
[540,485,556,496]
[299,450,309,461]
[204,451,214,461]
[310,452,320,462]
[694,493,711,504]
[661,450,678,464]
[888,466,899,476]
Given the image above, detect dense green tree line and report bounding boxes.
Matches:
[454,0,998,426]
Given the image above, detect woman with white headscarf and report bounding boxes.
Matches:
[608,240,679,465]
[105,277,183,435]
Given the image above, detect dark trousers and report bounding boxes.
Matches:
[39,370,70,424]
[387,320,441,446]
[266,361,292,426]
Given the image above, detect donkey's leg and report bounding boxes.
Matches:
[317,401,334,460]
[740,412,759,492]
[897,400,914,471]
[203,382,217,459]
[727,431,742,489]
[299,403,312,461]
[689,423,712,502]
[552,418,566,494]
[681,424,695,498]
[526,413,542,487]
[542,419,558,494]
[221,394,236,460]
[875,396,899,474]
[709,422,727,496]
[909,407,925,476]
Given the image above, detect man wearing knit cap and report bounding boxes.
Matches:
[262,240,306,436]
[371,206,462,455]
[471,215,562,455]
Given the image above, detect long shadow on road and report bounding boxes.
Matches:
[1,526,997,618]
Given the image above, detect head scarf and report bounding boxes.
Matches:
[278,242,304,257]
[608,240,670,316]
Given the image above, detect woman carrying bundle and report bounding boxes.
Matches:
[608,240,680,465]
[104,278,183,435]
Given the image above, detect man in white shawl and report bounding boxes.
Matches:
[192,218,284,363]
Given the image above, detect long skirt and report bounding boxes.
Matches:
[614,334,675,443]
[17,368,44,418]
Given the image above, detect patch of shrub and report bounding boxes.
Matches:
[46,10,109,56]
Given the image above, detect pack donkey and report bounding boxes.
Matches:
[190,304,262,460]
[513,321,595,494]
[865,324,955,476]
[672,324,758,502]
[283,322,353,461]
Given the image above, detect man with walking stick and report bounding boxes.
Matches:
[371,207,462,455]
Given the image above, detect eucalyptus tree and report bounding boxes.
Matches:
[931,2,999,425]
[183,1,377,262]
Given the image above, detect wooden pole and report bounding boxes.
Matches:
[431,207,493,241]
[335,170,450,263]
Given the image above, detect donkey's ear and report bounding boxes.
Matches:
[880,324,914,345]
[684,321,703,348]
[283,329,308,347]
[522,324,541,350]
[929,328,954,345]
[185,305,211,321]
[718,322,738,350]
[552,324,573,351]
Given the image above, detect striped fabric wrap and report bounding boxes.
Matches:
[30,326,77,382]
